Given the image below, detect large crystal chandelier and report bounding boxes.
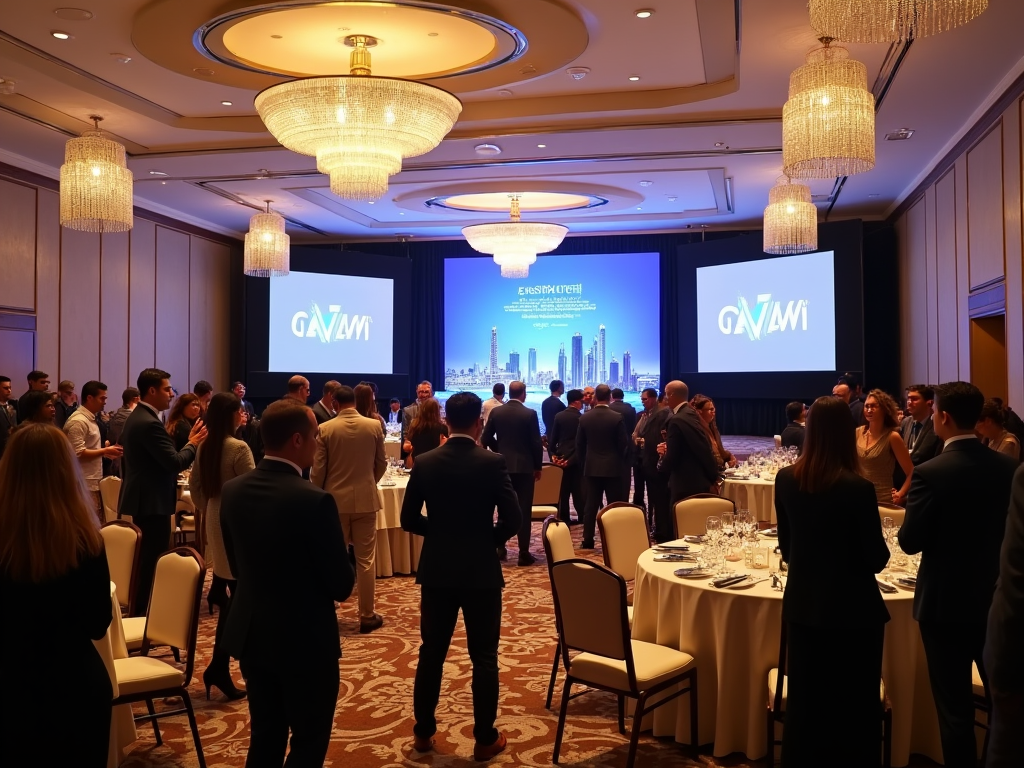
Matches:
[763,176,817,255]
[809,0,988,43]
[782,40,875,179]
[59,116,133,233]
[244,201,290,277]
[463,196,568,279]
[254,35,462,200]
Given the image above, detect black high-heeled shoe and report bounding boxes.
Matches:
[203,668,247,701]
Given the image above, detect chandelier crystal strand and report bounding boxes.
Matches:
[763,176,817,255]
[59,117,133,233]
[254,35,461,201]
[243,202,290,277]
[809,0,988,43]
[782,41,875,179]
[462,195,568,279]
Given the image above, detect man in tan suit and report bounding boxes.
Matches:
[311,384,388,633]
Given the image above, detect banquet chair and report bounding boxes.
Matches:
[765,623,892,768]
[99,475,122,523]
[100,520,142,616]
[878,504,905,527]
[550,559,698,768]
[596,503,649,607]
[112,547,207,768]
[972,661,990,761]
[533,463,564,520]
[673,494,736,539]
[542,516,578,710]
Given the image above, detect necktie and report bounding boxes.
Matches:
[910,421,921,450]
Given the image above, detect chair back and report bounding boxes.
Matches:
[878,504,905,526]
[774,435,782,448]
[534,463,563,506]
[142,547,205,682]
[100,520,141,613]
[596,503,649,581]
[543,516,576,565]
[674,493,736,538]
[550,559,632,666]
[99,476,122,523]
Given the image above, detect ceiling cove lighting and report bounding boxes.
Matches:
[244,201,290,277]
[809,0,987,43]
[462,195,568,279]
[254,34,461,201]
[763,176,817,255]
[782,39,875,179]
[59,116,133,233]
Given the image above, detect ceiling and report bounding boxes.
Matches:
[0,0,1022,243]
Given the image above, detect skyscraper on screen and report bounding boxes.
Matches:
[623,350,632,390]
[571,333,583,387]
[558,343,567,383]
[528,348,537,381]
[598,325,607,384]
[590,337,598,386]
[490,327,498,373]
[509,351,520,379]
[586,350,594,387]
[609,358,619,386]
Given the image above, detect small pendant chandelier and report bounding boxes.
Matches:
[59,116,133,233]
[463,195,568,279]
[244,201,290,278]
[809,0,988,43]
[763,176,818,255]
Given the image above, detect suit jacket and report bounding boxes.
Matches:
[577,404,629,478]
[850,398,866,427]
[118,403,196,518]
[985,464,1024,697]
[384,408,403,428]
[0,400,16,459]
[776,467,891,626]
[311,408,387,514]
[899,438,1018,623]
[310,400,334,425]
[780,422,805,453]
[549,407,582,466]
[221,459,354,662]
[894,416,943,488]
[639,406,671,475]
[481,399,543,475]
[400,437,521,589]
[541,395,567,439]
[609,400,638,465]
[661,403,720,501]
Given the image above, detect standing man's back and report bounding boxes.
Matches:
[657,380,720,506]
[541,380,566,459]
[576,384,629,549]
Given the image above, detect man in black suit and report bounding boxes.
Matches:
[577,384,629,549]
[221,400,354,768]
[0,375,17,461]
[897,383,944,472]
[310,380,340,424]
[15,369,49,422]
[400,391,520,761]
[482,380,543,564]
[779,401,806,453]
[835,374,866,427]
[231,381,256,422]
[638,388,672,541]
[550,389,585,524]
[385,398,403,428]
[657,379,720,507]
[541,379,566,460]
[119,368,207,616]
[609,388,637,497]
[899,381,1018,768]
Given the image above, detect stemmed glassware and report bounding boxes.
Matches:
[705,516,723,573]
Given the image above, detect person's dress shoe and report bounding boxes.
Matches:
[473,732,507,761]
[202,669,247,701]
[359,613,384,634]
[517,552,536,566]
[412,735,435,753]
[580,539,595,550]
[496,546,508,561]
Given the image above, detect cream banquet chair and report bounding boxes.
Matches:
[99,475,122,523]
[550,559,698,768]
[532,463,563,520]
[878,504,906,527]
[100,520,141,616]
[673,494,736,539]
[597,503,650,583]
[112,547,207,768]
[542,516,577,710]
[972,661,990,760]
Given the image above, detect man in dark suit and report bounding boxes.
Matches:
[657,379,720,507]
[899,381,1018,768]
[310,380,339,424]
[0,375,17,460]
[482,380,543,564]
[898,383,944,467]
[541,379,566,460]
[15,369,49,422]
[549,389,585,524]
[835,374,866,427]
[638,388,672,541]
[221,400,354,768]
[577,384,629,549]
[400,391,520,761]
[780,401,806,453]
[985,465,1024,768]
[401,380,434,460]
[231,381,256,422]
[385,398,404,428]
[609,388,638,496]
[119,368,207,616]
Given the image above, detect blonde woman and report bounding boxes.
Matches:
[857,389,914,505]
[0,424,112,766]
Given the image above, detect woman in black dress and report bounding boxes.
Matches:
[166,392,202,452]
[0,423,113,767]
[405,397,448,467]
[774,396,891,768]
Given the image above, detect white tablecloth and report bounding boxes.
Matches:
[722,476,776,523]
[93,581,137,767]
[631,545,942,767]
[376,474,422,577]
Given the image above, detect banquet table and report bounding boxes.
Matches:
[376,474,422,577]
[631,544,942,767]
[722,475,776,524]
[93,581,137,768]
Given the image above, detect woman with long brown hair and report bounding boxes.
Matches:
[355,383,387,433]
[166,392,202,452]
[0,424,112,766]
[857,389,914,504]
[188,392,253,700]
[774,397,890,767]
[690,394,737,469]
[404,396,448,467]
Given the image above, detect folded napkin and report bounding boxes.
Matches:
[712,573,749,589]
[683,535,704,544]
[654,553,696,562]
[876,579,898,594]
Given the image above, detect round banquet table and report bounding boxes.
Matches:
[93,581,137,767]
[376,474,423,577]
[631,544,942,767]
[722,476,776,523]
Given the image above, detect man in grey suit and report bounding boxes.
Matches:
[577,384,630,549]
[401,380,434,459]
[311,380,340,424]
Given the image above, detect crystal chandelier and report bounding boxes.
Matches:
[763,176,817,255]
[59,116,133,233]
[254,35,462,201]
[244,201,290,278]
[463,196,568,279]
[809,0,988,43]
[782,40,875,179]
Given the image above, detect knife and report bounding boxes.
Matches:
[711,574,749,588]
[876,579,898,594]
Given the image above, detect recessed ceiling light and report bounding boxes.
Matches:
[148,170,168,176]
[639,180,653,187]
[51,31,72,40]
[221,100,233,106]
[54,8,93,21]
[368,201,375,204]
[628,75,640,82]
[566,67,590,80]
[867,193,880,198]
[270,34,283,39]
[637,206,643,210]
[475,143,502,156]
[160,181,167,185]
[110,53,132,64]
[667,195,678,202]
[635,9,654,18]
[884,128,915,141]
[427,32,439,37]
[193,67,215,76]
[497,89,513,97]
[537,143,546,148]
[399,212,405,215]
[0,79,16,95]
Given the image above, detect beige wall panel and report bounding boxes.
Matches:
[924,186,940,383]
[58,228,101,387]
[897,213,911,384]
[0,180,36,311]
[0,328,35,382]
[967,124,1005,289]
[100,231,130,392]
[128,219,156,382]
[34,190,60,380]
[155,226,190,389]
[935,172,960,382]
[188,237,231,390]
[1005,101,1024,408]
[904,199,930,385]
[955,157,972,380]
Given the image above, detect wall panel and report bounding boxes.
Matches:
[955,157,972,380]
[966,124,1005,289]
[924,186,940,383]
[935,171,960,381]
[0,328,35,380]
[58,228,101,387]
[1005,101,1024,409]
[902,199,930,385]
[128,219,156,382]
[155,226,191,389]
[100,231,130,391]
[188,237,231,389]
[0,179,36,311]
[35,190,61,380]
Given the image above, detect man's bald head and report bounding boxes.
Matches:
[664,380,689,408]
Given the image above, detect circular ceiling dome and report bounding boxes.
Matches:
[429,191,605,213]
